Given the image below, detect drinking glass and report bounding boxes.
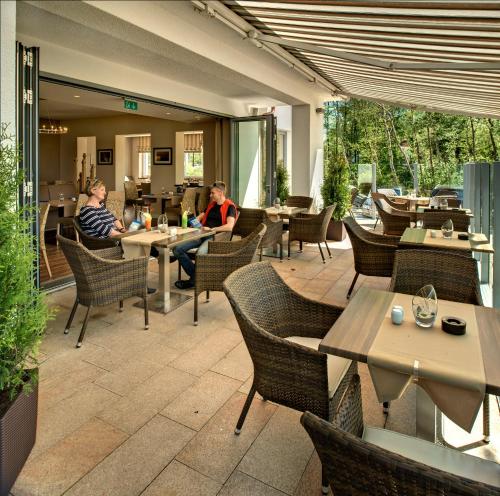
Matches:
[157,214,168,233]
[415,219,423,229]
[441,218,453,238]
[412,284,438,328]
[59,193,64,201]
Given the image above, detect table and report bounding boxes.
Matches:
[49,198,76,217]
[319,287,500,442]
[264,206,308,219]
[399,228,494,254]
[417,206,472,215]
[394,196,430,211]
[141,193,180,214]
[121,227,214,314]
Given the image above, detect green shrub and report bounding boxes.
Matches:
[0,124,49,407]
[321,149,350,221]
[276,160,289,202]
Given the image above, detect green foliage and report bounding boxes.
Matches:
[322,146,350,221]
[0,124,49,402]
[323,100,499,192]
[276,159,289,202]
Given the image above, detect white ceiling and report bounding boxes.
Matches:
[39,81,213,122]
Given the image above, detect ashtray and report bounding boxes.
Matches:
[441,316,466,335]
[457,233,469,240]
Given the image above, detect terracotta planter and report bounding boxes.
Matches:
[327,219,347,241]
[0,379,38,496]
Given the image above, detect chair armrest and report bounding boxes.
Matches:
[91,246,123,260]
[207,239,246,255]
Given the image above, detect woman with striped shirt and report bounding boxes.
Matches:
[79,179,126,238]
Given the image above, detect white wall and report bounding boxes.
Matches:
[0,1,16,128]
[238,121,261,208]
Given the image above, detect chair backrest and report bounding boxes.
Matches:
[349,187,359,205]
[106,191,125,221]
[73,216,120,250]
[373,192,408,211]
[390,249,482,305]
[421,211,470,232]
[373,199,411,236]
[180,187,198,215]
[232,208,266,238]
[286,195,313,211]
[39,184,50,202]
[319,204,336,235]
[197,186,211,215]
[301,375,499,496]
[39,203,50,250]
[124,181,139,201]
[75,194,89,216]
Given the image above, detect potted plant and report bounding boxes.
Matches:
[321,152,350,241]
[0,124,49,496]
[276,159,289,203]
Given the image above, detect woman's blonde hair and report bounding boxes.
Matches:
[85,178,106,196]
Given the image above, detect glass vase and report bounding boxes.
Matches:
[412,284,438,328]
[441,218,453,238]
[157,214,168,233]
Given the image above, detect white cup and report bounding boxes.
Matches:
[391,305,404,325]
[169,227,177,236]
[430,230,437,238]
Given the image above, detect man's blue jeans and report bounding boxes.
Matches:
[173,236,213,281]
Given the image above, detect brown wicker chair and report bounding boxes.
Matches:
[421,210,470,232]
[39,203,52,279]
[343,216,399,298]
[73,216,120,250]
[105,191,125,223]
[231,208,284,261]
[373,199,412,236]
[124,180,143,206]
[223,261,357,493]
[286,195,313,211]
[301,374,500,496]
[57,235,149,348]
[288,204,336,263]
[372,191,409,211]
[193,223,266,325]
[197,186,210,215]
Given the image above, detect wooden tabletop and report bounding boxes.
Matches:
[49,199,76,207]
[399,227,494,253]
[319,287,500,395]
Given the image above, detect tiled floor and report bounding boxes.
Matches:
[12,227,499,496]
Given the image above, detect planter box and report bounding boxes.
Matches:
[0,381,38,496]
[327,219,347,241]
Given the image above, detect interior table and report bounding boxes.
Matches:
[264,206,308,219]
[394,196,430,211]
[49,198,76,217]
[319,287,500,444]
[399,227,494,254]
[121,227,215,314]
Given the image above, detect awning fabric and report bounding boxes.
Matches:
[223,1,500,118]
[184,132,203,152]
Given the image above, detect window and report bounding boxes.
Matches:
[139,152,151,178]
[184,151,203,178]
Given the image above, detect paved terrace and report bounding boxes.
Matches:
[12,227,499,496]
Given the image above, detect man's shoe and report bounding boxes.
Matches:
[147,287,156,294]
[174,280,195,290]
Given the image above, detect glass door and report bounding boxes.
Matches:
[231,114,276,208]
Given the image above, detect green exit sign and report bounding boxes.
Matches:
[124,99,138,111]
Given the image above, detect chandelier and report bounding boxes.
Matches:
[39,98,69,134]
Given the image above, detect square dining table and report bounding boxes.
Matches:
[319,287,500,443]
[264,206,308,219]
[120,227,215,314]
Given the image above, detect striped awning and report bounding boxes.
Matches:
[222,1,500,118]
[184,132,203,152]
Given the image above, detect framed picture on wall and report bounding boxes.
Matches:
[97,149,113,165]
[153,147,173,165]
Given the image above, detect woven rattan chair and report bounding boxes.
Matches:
[343,216,399,298]
[302,374,500,496]
[223,261,357,493]
[39,203,52,279]
[193,223,266,325]
[106,191,125,223]
[124,180,143,206]
[57,235,149,348]
[286,195,313,211]
[288,204,335,263]
[73,216,120,250]
[372,191,409,211]
[421,210,470,232]
[232,208,284,261]
[373,199,412,236]
[197,186,210,215]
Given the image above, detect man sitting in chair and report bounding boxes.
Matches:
[174,181,236,289]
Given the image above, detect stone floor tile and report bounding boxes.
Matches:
[94,358,163,396]
[219,471,287,496]
[170,328,242,377]
[65,415,195,496]
[140,460,221,496]
[161,371,242,431]
[293,451,332,496]
[13,418,127,496]
[32,383,120,457]
[237,407,314,495]
[153,320,221,353]
[176,392,276,483]
[210,342,253,382]
[384,384,416,436]
[358,363,386,429]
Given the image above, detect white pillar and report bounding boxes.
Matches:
[291,104,324,208]
[0,1,16,129]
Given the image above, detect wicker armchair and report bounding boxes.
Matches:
[223,261,357,493]
[288,205,335,263]
[39,203,52,279]
[193,223,266,324]
[106,191,125,223]
[197,186,210,215]
[232,208,284,261]
[286,195,313,211]
[372,191,409,211]
[124,181,143,206]
[373,199,412,235]
[73,216,120,250]
[301,374,500,496]
[57,235,149,348]
[421,210,470,232]
[343,216,399,298]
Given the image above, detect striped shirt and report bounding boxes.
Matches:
[79,203,116,239]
